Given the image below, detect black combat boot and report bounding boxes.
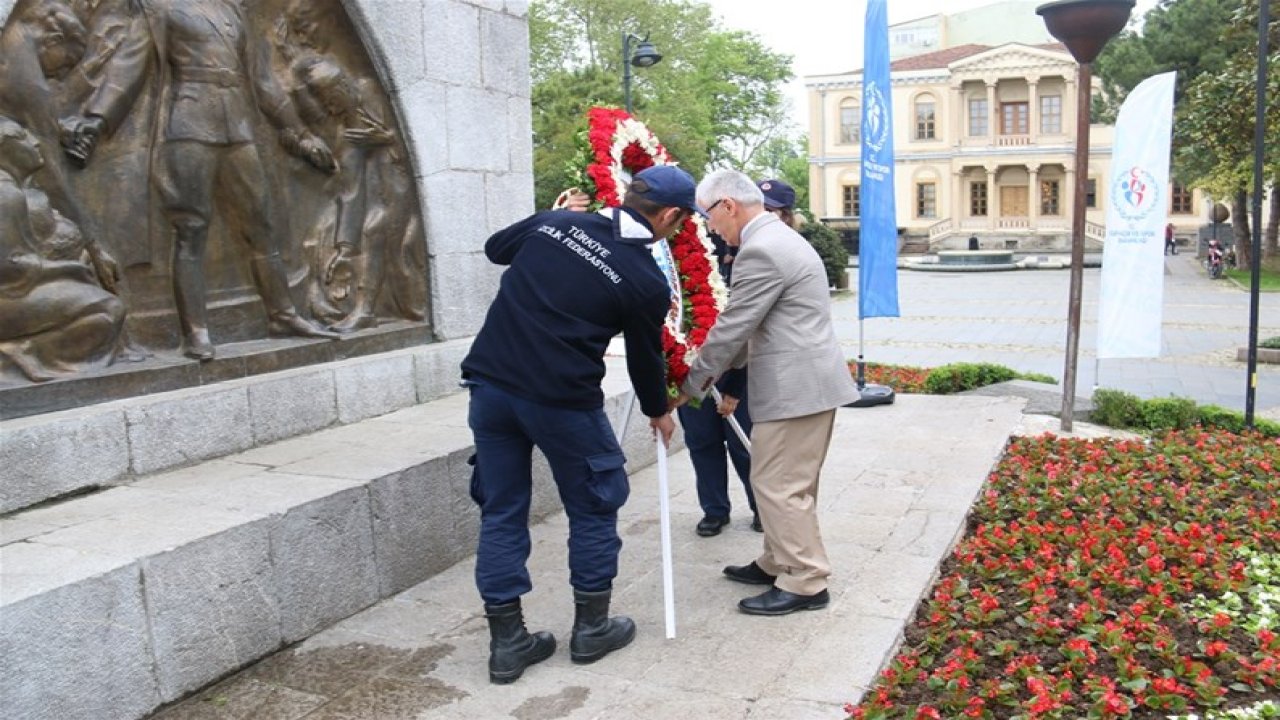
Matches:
[569,588,636,664]
[484,599,556,684]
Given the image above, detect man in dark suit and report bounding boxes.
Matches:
[676,169,859,616]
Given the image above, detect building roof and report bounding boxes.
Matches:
[889,44,990,71]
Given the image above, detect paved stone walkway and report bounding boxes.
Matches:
[148,395,1028,720]
[836,253,1280,415]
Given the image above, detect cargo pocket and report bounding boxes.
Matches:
[585,451,630,513]
[466,454,484,506]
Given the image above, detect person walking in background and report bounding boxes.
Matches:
[460,165,695,683]
[676,169,859,617]
[1165,223,1177,255]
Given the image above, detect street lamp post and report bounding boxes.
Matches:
[622,32,662,114]
[1244,0,1271,427]
[1036,0,1134,432]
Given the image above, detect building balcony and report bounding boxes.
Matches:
[995,134,1031,147]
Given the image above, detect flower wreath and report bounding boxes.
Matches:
[562,107,727,395]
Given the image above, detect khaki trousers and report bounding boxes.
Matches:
[750,409,836,596]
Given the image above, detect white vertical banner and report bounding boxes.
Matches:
[1096,72,1177,359]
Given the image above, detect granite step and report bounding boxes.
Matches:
[0,357,665,720]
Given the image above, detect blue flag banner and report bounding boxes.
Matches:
[859,0,900,319]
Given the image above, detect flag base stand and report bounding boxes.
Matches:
[846,383,895,408]
[845,356,896,408]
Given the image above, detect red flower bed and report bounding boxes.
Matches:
[849,430,1280,719]
[854,362,933,394]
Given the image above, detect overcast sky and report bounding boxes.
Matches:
[699,0,1159,133]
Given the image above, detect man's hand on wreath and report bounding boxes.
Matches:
[552,187,590,212]
[650,413,675,446]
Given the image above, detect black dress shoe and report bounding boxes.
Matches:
[750,514,763,533]
[738,587,830,616]
[695,515,730,537]
[722,561,776,585]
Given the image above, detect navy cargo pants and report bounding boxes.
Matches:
[466,379,630,606]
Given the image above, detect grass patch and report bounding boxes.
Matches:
[1225,268,1280,292]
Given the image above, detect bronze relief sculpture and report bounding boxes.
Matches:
[0,0,428,385]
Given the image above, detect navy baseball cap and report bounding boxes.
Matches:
[757,179,796,210]
[631,165,702,215]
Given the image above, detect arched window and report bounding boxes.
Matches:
[839,98,859,144]
[914,93,936,140]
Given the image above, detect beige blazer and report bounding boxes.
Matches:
[683,213,859,422]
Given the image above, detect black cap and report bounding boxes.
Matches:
[631,165,701,214]
[757,179,796,210]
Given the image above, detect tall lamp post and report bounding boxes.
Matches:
[1244,0,1271,427]
[1036,0,1133,432]
[622,32,662,114]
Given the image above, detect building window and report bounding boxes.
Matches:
[915,99,936,140]
[970,181,988,216]
[1085,178,1098,208]
[916,183,937,218]
[839,99,859,144]
[1040,95,1062,134]
[842,184,861,217]
[1001,102,1029,135]
[1041,180,1061,215]
[968,99,988,136]
[1171,182,1193,214]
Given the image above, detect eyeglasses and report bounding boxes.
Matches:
[704,198,726,215]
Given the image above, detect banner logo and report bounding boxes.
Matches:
[864,83,890,155]
[1111,166,1161,222]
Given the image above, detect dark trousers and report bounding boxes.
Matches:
[467,380,630,605]
[677,390,754,519]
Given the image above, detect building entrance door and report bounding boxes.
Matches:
[1001,186,1028,216]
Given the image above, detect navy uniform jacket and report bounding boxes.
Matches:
[462,207,671,419]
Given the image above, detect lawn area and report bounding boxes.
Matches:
[1225,268,1280,292]
[847,430,1280,719]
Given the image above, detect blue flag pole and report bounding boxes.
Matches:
[849,0,899,408]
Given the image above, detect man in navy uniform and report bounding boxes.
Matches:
[461,165,696,683]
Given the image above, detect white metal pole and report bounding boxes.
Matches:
[655,434,676,638]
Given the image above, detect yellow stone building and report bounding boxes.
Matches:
[805,42,1205,252]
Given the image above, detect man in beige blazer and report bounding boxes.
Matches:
[676,169,859,615]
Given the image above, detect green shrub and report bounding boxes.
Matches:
[1090,388,1143,428]
[1016,372,1057,385]
[1198,404,1248,433]
[799,220,849,287]
[1137,396,1199,431]
[1261,336,1280,350]
[922,362,1017,394]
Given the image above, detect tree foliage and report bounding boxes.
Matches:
[1095,0,1249,120]
[528,0,794,207]
[743,133,811,215]
[1096,0,1278,265]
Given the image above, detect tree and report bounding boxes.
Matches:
[1172,0,1279,268]
[1095,0,1248,120]
[1095,0,1278,267]
[528,0,794,207]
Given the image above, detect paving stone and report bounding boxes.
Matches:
[142,519,282,702]
[272,488,379,643]
[0,407,128,513]
[0,564,160,720]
